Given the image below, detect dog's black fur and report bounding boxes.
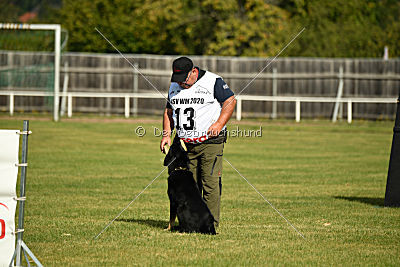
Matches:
[164,139,216,235]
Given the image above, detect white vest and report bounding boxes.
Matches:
[168,71,224,144]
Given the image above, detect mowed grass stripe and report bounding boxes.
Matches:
[0,117,398,266]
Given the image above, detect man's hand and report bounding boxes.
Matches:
[207,96,236,138]
[160,135,171,153]
[161,108,173,153]
[207,121,223,137]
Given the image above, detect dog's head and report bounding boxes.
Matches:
[163,139,189,171]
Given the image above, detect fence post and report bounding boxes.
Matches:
[296,100,301,122]
[6,52,13,112]
[271,68,277,119]
[133,63,138,116]
[106,56,112,116]
[60,61,69,117]
[53,25,61,122]
[347,100,352,124]
[67,93,72,118]
[125,95,130,118]
[236,97,242,121]
[332,66,344,122]
[10,93,14,116]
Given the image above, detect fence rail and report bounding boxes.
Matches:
[1,52,400,119]
[57,66,400,80]
[0,91,396,123]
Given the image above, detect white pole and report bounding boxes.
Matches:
[60,62,69,117]
[67,93,72,118]
[106,56,112,116]
[133,63,138,116]
[125,95,130,118]
[10,93,14,116]
[383,46,389,60]
[332,66,344,122]
[53,25,61,122]
[347,100,352,124]
[296,100,301,122]
[236,97,242,121]
[272,68,277,119]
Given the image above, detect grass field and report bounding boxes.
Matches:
[1,115,399,266]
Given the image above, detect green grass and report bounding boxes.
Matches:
[0,116,399,266]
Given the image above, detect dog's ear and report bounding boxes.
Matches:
[163,144,170,155]
[163,143,175,166]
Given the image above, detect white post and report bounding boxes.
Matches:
[332,66,344,122]
[10,93,14,116]
[236,97,242,121]
[272,68,277,119]
[125,95,130,118]
[54,25,61,122]
[60,62,69,117]
[383,46,389,60]
[106,56,112,115]
[347,100,352,124]
[67,93,72,118]
[295,100,301,122]
[133,63,138,116]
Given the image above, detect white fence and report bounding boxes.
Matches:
[0,91,396,123]
[2,52,400,120]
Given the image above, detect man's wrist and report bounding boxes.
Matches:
[162,129,171,138]
[215,121,224,130]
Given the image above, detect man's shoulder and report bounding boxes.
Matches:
[203,71,221,80]
[169,82,181,93]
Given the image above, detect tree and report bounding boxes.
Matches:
[281,0,400,57]
[57,0,207,54]
[203,0,289,57]
[55,0,289,56]
[39,0,400,57]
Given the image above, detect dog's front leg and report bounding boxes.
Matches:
[168,201,177,231]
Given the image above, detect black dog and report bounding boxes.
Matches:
[163,139,216,235]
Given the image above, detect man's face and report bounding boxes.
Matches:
[177,68,197,89]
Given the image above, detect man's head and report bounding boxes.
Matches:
[171,57,198,89]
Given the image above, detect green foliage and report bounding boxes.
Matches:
[204,0,288,56]
[56,0,204,54]
[0,0,21,21]
[1,0,399,57]
[282,0,400,57]
[0,30,54,51]
[56,0,288,56]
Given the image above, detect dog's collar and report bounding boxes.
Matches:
[173,167,188,171]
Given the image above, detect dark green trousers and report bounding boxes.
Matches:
[185,142,224,227]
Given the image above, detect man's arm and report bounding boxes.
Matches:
[160,108,173,152]
[207,95,236,137]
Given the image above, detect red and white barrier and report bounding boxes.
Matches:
[0,130,20,265]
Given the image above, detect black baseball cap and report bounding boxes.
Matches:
[171,57,193,82]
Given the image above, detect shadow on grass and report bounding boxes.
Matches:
[116,218,185,232]
[334,196,384,207]
[116,218,168,229]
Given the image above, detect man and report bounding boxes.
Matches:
[160,56,236,229]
